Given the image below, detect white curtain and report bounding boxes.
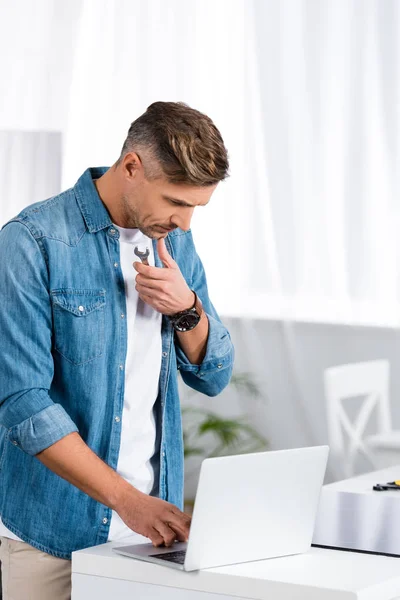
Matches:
[0,131,62,223]
[0,0,81,217]
[242,0,400,328]
[2,0,399,327]
[57,0,400,328]
[2,0,400,480]
[0,0,82,132]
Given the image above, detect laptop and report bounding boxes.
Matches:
[113,445,329,571]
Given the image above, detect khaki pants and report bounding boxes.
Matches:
[0,537,71,600]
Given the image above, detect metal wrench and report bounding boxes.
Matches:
[134,246,150,266]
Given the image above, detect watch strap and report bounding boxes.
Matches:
[169,291,204,331]
[170,291,203,320]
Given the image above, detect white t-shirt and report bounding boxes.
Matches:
[0,225,162,543]
[108,225,162,540]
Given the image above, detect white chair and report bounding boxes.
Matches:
[324,360,400,479]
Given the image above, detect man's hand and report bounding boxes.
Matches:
[37,432,191,548]
[117,486,192,547]
[133,239,194,315]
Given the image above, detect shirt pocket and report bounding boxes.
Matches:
[51,289,106,366]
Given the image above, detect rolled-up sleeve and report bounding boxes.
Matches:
[175,235,234,396]
[0,220,78,455]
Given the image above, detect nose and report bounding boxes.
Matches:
[172,207,194,232]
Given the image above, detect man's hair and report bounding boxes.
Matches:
[119,101,229,186]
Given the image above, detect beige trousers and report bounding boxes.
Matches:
[0,537,71,600]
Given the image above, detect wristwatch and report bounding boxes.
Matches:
[169,292,204,332]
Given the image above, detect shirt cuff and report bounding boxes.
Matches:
[176,312,234,374]
[8,403,79,456]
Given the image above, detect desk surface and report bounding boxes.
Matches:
[72,467,400,600]
[325,465,400,496]
[73,535,400,599]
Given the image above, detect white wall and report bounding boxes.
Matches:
[182,316,400,498]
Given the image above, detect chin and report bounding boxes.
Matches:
[140,224,171,239]
[137,226,156,239]
[151,228,170,240]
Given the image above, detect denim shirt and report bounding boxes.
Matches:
[0,167,234,559]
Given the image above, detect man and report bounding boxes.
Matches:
[0,101,234,599]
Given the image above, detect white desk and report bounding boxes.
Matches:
[324,465,400,496]
[72,468,400,600]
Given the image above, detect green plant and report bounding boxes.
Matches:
[182,371,268,461]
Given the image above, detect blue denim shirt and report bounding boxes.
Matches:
[0,167,234,559]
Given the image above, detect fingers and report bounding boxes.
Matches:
[170,508,192,528]
[150,518,189,547]
[153,520,179,547]
[157,238,176,269]
[167,523,189,543]
[137,292,155,307]
[149,527,165,547]
[120,491,191,548]
[164,511,191,542]
[135,275,168,291]
[133,262,170,279]
[149,510,191,547]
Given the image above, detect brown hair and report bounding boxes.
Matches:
[119,101,229,186]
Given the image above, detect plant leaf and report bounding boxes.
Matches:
[184,447,205,458]
[229,372,264,400]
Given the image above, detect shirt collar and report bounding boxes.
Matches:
[74,167,113,233]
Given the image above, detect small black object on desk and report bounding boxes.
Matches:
[373,481,400,491]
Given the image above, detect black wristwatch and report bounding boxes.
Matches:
[169,292,204,332]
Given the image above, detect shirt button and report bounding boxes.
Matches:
[217,364,223,369]
[78,306,84,312]
[121,313,125,319]
[119,364,124,370]
[162,451,166,458]
[114,262,119,268]
[102,517,108,525]
[162,352,168,358]
[110,228,116,235]
[12,441,18,446]
[114,416,121,423]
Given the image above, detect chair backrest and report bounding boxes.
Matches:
[324,360,390,478]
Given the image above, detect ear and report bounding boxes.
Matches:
[122,152,142,178]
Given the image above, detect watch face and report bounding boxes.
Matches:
[175,312,200,331]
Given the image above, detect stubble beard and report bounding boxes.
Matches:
[120,195,167,239]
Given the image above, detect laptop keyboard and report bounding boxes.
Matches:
[151,549,187,564]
